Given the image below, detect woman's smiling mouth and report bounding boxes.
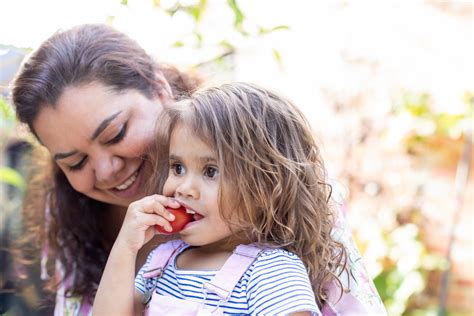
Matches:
[115,171,138,190]
[109,162,145,200]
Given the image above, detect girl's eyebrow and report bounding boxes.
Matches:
[199,156,216,163]
[90,111,122,141]
[169,154,180,161]
[168,154,216,163]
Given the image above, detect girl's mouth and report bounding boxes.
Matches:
[185,208,204,222]
[175,202,204,231]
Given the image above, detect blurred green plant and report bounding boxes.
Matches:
[398,91,474,170]
[132,0,290,66]
[0,97,25,189]
[372,220,445,316]
[370,92,474,315]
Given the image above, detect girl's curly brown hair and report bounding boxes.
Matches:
[151,82,347,307]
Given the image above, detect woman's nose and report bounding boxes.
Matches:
[175,176,200,200]
[94,155,124,185]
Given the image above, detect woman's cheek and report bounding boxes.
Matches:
[67,171,94,195]
[126,128,154,157]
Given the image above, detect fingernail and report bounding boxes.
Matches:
[166,225,173,232]
[167,213,175,221]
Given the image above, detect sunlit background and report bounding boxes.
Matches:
[1,1,472,315]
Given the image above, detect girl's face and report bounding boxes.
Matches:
[33,81,165,207]
[163,123,236,249]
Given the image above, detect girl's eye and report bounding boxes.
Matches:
[106,122,128,145]
[171,163,185,175]
[68,156,88,171]
[204,166,219,179]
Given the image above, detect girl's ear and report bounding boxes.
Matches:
[155,70,174,102]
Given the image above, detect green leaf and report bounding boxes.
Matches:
[227,0,245,33]
[435,113,464,135]
[0,167,25,189]
[106,16,115,25]
[193,31,203,47]
[218,40,235,51]
[0,97,15,121]
[272,48,282,67]
[271,25,290,32]
[187,6,201,22]
[259,25,290,35]
[403,93,431,117]
[120,0,128,6]
[172,41,185,48]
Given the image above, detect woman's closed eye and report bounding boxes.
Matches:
[105,122,128,145]
[68,156,88,171]
[66,122,128,172]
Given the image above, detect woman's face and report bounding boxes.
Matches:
[33,81,165,207]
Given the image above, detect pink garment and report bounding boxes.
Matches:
[142,240,264,315]
[321,206,387,315]
[44,203,386,315]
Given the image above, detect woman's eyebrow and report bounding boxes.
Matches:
[90,111,122,141]
[54,111,122,161]
[54,150,79,161]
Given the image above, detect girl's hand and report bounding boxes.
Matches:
[116,194,180,253]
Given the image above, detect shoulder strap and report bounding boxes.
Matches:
[143,239,185,279]
[202,244,265,301]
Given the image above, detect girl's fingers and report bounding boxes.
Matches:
[136,212,173,233]
[129,195,176,221]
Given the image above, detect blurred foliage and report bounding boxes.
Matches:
[366,91,474,315]
[399,91,474,170]
[372,221,445,315]
[0,97,25,189]
[146,0,288,64]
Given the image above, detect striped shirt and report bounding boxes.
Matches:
[135,244,320,315]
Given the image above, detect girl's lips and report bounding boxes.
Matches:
[110,163,145,200]
[174,201,204,232]
[181,217,202,232]
[175,201,199,216]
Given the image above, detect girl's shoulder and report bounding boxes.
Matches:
[256,247,304,261]
[142,239,189,269]
[242,246,319,314]
[246,247,308,277]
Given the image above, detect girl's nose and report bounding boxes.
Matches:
[175,176,200,200]
[94,155,124,186]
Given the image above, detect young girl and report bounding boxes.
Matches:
[93,82,348,315]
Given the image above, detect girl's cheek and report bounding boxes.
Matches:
[162,178,174,197]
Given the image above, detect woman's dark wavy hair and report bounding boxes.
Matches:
[11,23,201,302]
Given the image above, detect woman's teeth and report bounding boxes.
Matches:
[186,209,196,214]
[115,171,138,191]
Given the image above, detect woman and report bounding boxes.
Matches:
[12,24,384,315]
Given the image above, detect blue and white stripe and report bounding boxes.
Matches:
[135,245,320,315]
